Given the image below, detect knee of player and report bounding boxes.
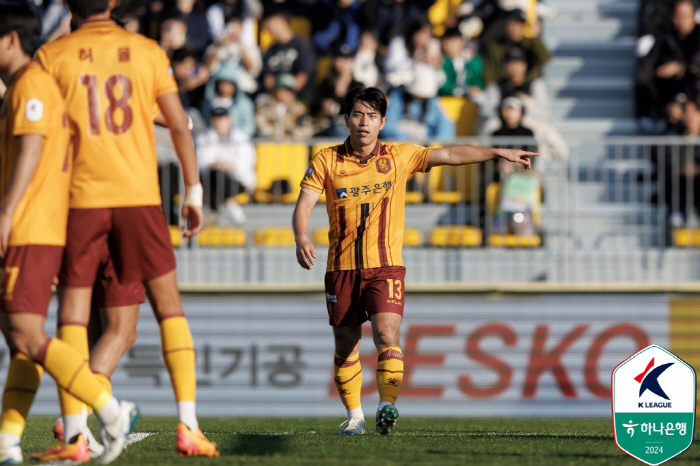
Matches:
[372,328,400,348]
[9,331,48,362]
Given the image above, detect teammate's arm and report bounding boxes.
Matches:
[427,146,538,170]
[0,133,44,257]
[156,92,203,237]
[293,189,320,270]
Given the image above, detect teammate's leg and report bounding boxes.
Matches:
[145,270,218,457]
[2,312,138,464]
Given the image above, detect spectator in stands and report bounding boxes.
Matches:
[480,46,549,120]
[482,96,568,163]
[260,10,317,103]
[312,0,363,56]
[163,0,211,55]
[635,0,700,133]
[314,52,361,137]
[438,26,484,99]
[664,92,688,134]
[40,0,71,43]
[202,64,257,137]
[653,96,700,230]
[456,0,546,45]
[481,9,551,84]
[638,0,676,38]
[206,0,262,42]
[381,63,456,141]
[160,13,190,55]
[256,73,316,139]
[171,47,209,112]
[353,30,381,88]
[203,11,262,93]
[196,107,257,225]
[385,16,442,89]
[155,124,182,226]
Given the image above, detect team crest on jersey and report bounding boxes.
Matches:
[376,157,392,174]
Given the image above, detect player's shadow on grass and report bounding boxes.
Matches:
[223,434,290,456]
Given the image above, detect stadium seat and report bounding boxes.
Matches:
[404,228,424,247]
[438,96,479,136]
[254,227,296,246]
[673,229,700,247]
[312,227,330,246]
[197,227,247,247]
[406,173,426,204]
[427,164,479,203]
[315,56,335,83]
[169,225,181,248]
[428,0,462,36]
[485,182,542,248]
[429,225,482,247]
[254,142,309,203]
[259,16,312,52]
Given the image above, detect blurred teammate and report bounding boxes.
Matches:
[32,0,218,460]
[293,86,536,435]
[0,4,138,464]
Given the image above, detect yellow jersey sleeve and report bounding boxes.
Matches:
[9,70,52,137]
[397,143,432,174]
[154,46,178,97]
[300,150,328,194]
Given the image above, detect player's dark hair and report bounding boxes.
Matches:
[0,3,41,57]
[344,86,388,118]
[65,0,111,20]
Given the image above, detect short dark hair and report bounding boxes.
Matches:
[171,47,197,64]
[66,0,111,20]
[344,86,387,118]
[0,3,41,57]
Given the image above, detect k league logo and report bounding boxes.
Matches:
[612,345,696,465]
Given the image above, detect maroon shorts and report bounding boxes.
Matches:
[93,250,146,308]
[324,266,406,327]
[0,245,63,316]
[59,206,176,287]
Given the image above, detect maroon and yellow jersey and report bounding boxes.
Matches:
[301,139,431,271]
[36,19,178,208]
[0,63,70,246]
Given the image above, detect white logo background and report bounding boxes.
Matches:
[613,345,696,413]
[25,98,44,122]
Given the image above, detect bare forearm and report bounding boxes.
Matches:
[2,143,42,214]
[293,204,312,242]
[443,145,498,166]
[171,127,200,187]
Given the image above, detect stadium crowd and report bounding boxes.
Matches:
[1,0,564,230]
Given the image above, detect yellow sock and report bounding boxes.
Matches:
[40,339,111,412]
[333,353,362,410]
[376,347,404,405]
[160,316,196,402]
[0,354,43,437]
[93,372,112,396]
[56,325,89,418]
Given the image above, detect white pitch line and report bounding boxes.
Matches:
[127,432,153,445]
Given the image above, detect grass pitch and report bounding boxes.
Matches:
[21,416,700,465]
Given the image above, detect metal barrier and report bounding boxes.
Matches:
[155,136,700,286]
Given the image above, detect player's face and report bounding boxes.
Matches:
[345,101,386,146]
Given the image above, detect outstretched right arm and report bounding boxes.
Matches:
[293,189,320,270]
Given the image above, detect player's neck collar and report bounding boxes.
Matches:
[80,18,117,29]
[344,137,381,163]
